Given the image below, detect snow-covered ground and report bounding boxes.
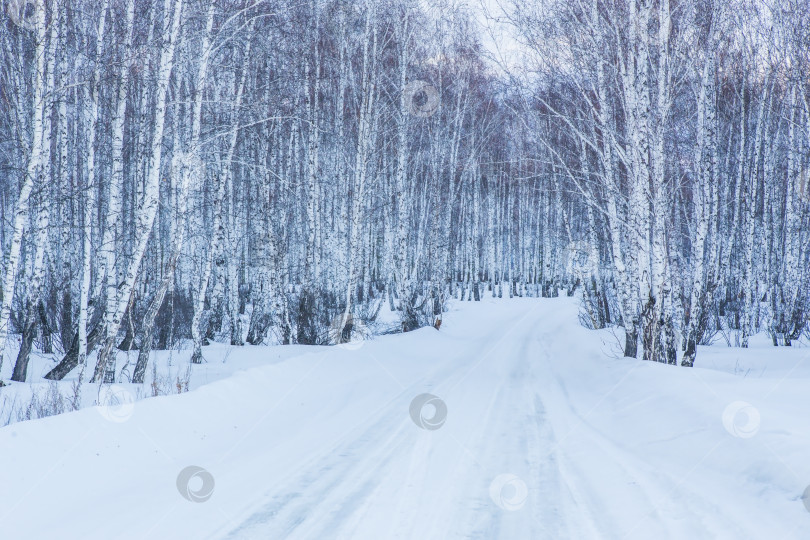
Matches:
[1,296,809,539]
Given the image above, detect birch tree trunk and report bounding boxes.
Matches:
[133,1,218,382]
[190,28,251,362]
[683,40,717,366]
[92,0,184,382]
[0,1,47,373]
[338,6,377,342]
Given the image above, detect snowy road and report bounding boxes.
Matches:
[220,301,562,539]
[2,297,809,539]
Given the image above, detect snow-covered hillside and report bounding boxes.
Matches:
[2,297,808,539]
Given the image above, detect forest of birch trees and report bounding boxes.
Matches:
[0,0,808,385]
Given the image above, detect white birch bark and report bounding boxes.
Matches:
[191,28,251,360]
[92,0,184,382]
[339,6,377,340]
[99,0,136,337]
[0,1,47,371]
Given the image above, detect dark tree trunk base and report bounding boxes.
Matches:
[624,324,638,358]
[44,324,101,381]
[11,313,37,382]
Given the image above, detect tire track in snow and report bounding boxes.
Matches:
[216,298,752,540]
[215,302,537,539]
[533,324,756,540]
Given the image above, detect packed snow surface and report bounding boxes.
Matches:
[1,297,809,539]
